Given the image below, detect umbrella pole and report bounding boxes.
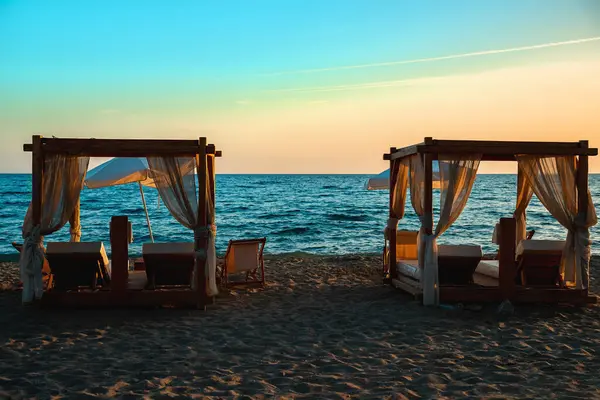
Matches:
[138,182,154,243]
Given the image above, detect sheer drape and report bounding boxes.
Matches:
[20,155,89,303]
[409,155,427,265]
[422,155,481,305]
[385,159,409,236]
[514,167,533,246]
[146,156,218,296]
[517,155,597,288]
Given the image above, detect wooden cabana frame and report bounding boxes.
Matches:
[23,135,222,308]
[383,137,598,305]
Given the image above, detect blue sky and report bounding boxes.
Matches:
[1,0,600,172]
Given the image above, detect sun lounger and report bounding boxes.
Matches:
[221,238,266,287]
[437,244,483,285]
[45,242,111,291]
[142,243,195,289]
[516,239,565,287]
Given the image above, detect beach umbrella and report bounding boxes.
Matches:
[365,164,441,190]
[85,157,156,242]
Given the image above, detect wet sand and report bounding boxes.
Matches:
[1,255,599,398]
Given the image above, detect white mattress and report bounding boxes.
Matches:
[438,244,482,258]
[516,240,565,257]
[143,242,194,255]
[475,260,499,279]
[396,260,420,280]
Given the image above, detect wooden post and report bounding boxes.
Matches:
[207,155,216,206]
[196,137,208,308]
[577,140,589,290]
[32,135,43,229]
[388,147,398,280]
[498,217,517,299]
[110,216,129,293]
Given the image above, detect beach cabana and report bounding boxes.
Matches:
[383,138,598,306]
[19,135,221,308]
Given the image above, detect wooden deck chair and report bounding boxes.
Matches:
[516,239,565,287]
[437,244,483,285]
[142,242,195,289]
[221,238,266,288]
[45,242,111,291]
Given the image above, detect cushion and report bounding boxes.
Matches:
[516,240,564,257]
[438,244,482,258]
[396,260,420,280]
[46,241,109,267]
[476,260,499,279]
[143,242,194,255]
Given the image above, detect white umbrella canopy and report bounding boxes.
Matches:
[85,157,155,189]
[365,164,441,190]
[365,169,390,190]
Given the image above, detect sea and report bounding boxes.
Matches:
[1,174,600,260]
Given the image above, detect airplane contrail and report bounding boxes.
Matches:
[264,36,600,76]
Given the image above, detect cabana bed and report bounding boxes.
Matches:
[383,138,598,306]
[19,135,221,308]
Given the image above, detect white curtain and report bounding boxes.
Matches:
[517,156,597,288]
[20,154,89,303]
[422,155,481,305]
[146,156,218,296]
[409,155,427,266]
[385,159,409,237]
[514,166,533,246]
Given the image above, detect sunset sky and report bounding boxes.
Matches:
[1,0,599,173]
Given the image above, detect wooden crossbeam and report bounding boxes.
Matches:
[23,138,222,157]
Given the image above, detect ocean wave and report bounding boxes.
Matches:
[273,227,315,235]
[328,213,369,222]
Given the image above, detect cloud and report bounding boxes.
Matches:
[264,36,600,76]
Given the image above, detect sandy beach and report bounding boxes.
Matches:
[1,255,600,399]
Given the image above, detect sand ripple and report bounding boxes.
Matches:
[0,255,599,398]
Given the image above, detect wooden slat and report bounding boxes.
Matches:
[110,216,129,293]
[418,143,597,157]
[498,217,516,298]
[388,148,398,280]
[388,139,598,160]
[392,277,422,297]
[196,137,209,307]
[23,138,220,157]
[577,141,590,289]
[388,144,421,160]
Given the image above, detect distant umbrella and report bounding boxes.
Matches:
[365,165,441,190]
